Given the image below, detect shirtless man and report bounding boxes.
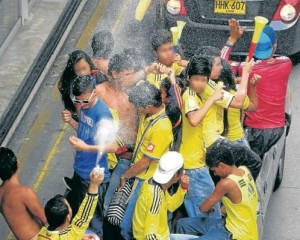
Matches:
[0,147,47,240]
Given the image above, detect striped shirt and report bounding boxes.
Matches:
[37,194,98,240]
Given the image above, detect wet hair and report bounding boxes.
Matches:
[128,81,162,108]
[123,48,145,71]
[91,30,114,59]
[219,60,236,91]
[45,194,69,230]
[219,60,238,137]
[59,50,96,112]
[150,29,172,51]
[186,55,212,80]
[108,53,134,76]
[0,147,18,181]
[71,75,95,97]
[206,142,235,168]
[195,46,221,58]
[161,77,185,97]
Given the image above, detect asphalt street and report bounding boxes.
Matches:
[0,0,299,239]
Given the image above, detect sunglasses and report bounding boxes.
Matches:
[72,90,95,105]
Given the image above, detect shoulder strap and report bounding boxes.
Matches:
[131,113,168,163]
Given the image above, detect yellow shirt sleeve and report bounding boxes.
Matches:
[184,91,200,115]
[142,120,173,160]
[242,96,250,110]
[165,187,187,212]
[172,62,184,76]
[201,81,234,109]
[69,194,98,238]
[143,186,163,240]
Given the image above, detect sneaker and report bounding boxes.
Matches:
[63,176,74,191]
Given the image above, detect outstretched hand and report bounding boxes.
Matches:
[228,18,246,45]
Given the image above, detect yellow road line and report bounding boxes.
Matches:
[16,112,51,168]
[76,0,109,49]
[7,0,129,237]
[32,123,68,192]
[6,0,111,239]
[111,0,131,33]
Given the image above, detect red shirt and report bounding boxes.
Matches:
[244,57,292,129]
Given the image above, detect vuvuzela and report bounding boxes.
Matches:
[135,0,152,21]
[177,20,186,39]
[248,16,269,59]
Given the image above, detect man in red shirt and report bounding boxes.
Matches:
[244,26,292,158]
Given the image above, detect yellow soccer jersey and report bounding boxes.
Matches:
[222,166,258,240]
[133,179,187,240]
[133,108,173,180]
[147,62,183,89]
[179,88,206,169]
[37,194,98,240]
[226,90,250,141]
[200,80,234,148]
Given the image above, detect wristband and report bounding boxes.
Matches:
[180,183,189,190]
[115,145,129,156]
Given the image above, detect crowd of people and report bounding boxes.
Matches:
[0,18,292,240]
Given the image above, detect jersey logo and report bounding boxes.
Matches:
[147,143,155,153]
[238,179,246,188]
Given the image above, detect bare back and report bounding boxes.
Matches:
[0,182,45,240]
[96,83,138,145]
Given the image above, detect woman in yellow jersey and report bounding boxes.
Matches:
[219,60,260,147]
[173,145,258,240]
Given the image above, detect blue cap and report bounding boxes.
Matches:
[255,32,273,60]
[263,26,277,45]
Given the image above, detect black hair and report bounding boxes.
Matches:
[59,50,96,112]
[186,55,212,80]
[206,142,235,168]
[108,53,134,76]
[0,147,18,181]
[91,30,114,59]
[219,60,237,92]
[161,77,185,97]
[219,60,238,137]
[195,46,221,58]
[128,81,162,108]
[71,75,95,97]
[45,194,69,231]
[123,48,145,72]
[150,29,172,51]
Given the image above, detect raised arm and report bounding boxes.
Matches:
[229,58,254,109]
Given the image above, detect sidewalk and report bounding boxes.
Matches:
[0,0,69,119]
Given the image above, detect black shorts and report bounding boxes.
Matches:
[245,127,284,158]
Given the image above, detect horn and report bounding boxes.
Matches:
[170,27,179,46]
[135,0,152,21]
[176,20,186,39]
[248,16,269,60]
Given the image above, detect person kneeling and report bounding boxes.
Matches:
[173,145,259,240]
[133,151,190,240]
[37,168,103,240]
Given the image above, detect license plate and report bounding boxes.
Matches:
[214,0,246,15]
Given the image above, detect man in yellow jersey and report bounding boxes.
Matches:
[173,144,258,240]
[147,29,184,89]
[118,81,173,240]
[37,168,104,240]
[133,151,190,240]
[179,56,225,219]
